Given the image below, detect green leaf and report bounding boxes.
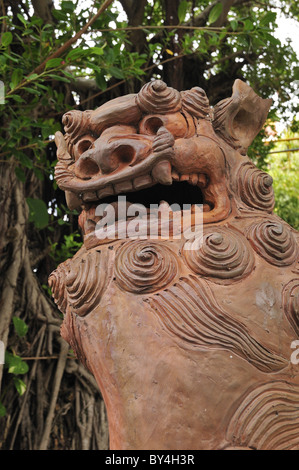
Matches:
[260,11,277,27]
[10,68,23,90]
[17,13,27,26]
[13,317,28,337]
[48,75,70,83]
[0,402,6,417]
[7,94,25,103]
[51,9,67,21]
[263,32,280,46]
[178,0,188,23]
[208,3,223,25]
[13,377,27,396]
[105,48,115,65]
[26,197,49,229]
[27,73,39,81]
[18,153,33,169]
[243,19,254,31]
[5,352,29,375]
[1,31,13,47]
[15,167,26,182]
[230,20,238,31]
[61,1,76,12]
[108,66,124,79]
[95,72,107,90]
[62,70,75,79]
[90,46,104,56]
[33,167,45,181]
[45,58,63,70]
[35,82,50,91]
[23,87,40,95]
[3,51,19,62]
[66,48,86,61]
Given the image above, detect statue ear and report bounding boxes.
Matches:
[212,79,272,155]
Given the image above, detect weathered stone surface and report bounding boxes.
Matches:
[49,79,299,450]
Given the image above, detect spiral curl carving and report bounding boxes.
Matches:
[181,87,210,120]
[48,261,70,314]
[62,110,91,147]
[246,220,298,266]
[282,279,299,336]
[183,227,255,284]
[65,250,110,317]
[237,162,275,212]
[115,241,178,293]
[136,80,181,115]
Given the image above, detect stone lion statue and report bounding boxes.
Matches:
[49,79,299,450]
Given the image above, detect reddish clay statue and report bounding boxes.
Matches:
[49,79,299,450]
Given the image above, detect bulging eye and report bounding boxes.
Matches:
[139,116,164,135]
[73,135,95,160]
[139,113,189,139]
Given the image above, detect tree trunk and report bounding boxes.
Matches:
[0,1,109,450]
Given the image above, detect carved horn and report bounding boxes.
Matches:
[212,79,272,155]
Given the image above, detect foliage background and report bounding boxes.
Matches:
[0,0,298,450]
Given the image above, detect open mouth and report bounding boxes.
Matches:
[78,176,217,244]
[57,142,230,230]
[79,169,210,210]
[97,180,207,209]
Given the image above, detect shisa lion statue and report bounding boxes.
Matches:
[49,79,299,450]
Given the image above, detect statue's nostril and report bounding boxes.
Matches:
[97,145,136,174]
[74,155,100,180]
[114,145,136,164]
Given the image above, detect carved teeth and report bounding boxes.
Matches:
[171,169,180,181]
[159,200,170,207]
[65,191,82,211]
[152,160,172,185]
[180,174,189,182]
[133,175,153,190]
[198,174,208,188]
[82,191,97,202]
[189,174,199,186]
[96,185,114,199]
[114,180,133,194]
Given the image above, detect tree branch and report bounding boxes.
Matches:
[38,338,69,450]
[78,51,192,107]
[29,0,114,77]
[211,0,237,27]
